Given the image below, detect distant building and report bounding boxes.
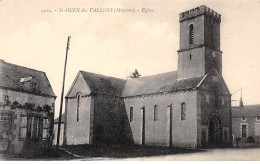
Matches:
[0,59,56,155]
[232,105,260,144]
[64,5,232,148]
[53,114,64,146]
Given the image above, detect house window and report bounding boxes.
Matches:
[242,124,247,138]
[20,116,27,139]
[130,107,133,122]
[3,95,10,105]
[241,116,246,121]
[154,105,158,121]
[181,102,186,121]
[27,115,42,140]
[42,118,49,139]
[31,81,38,92]
[256,116,260,121]
[189,24,194,45]
[0,112,11,122]
[255,123,260,136]
[76,94,81,122]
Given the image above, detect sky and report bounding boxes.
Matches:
[1,0,260,118]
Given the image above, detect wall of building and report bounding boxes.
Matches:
[198,69,231,145]
[123,91,198,148]
[204,15,220,50]
[0,106,51,155]
[232,116,260,143]
[179,15,205,50]
[0,88,55,112]
[0,88,55,154]
[93,95,124,145]
[67,73,91,97]
[65,73,94,145]
[178,47,206,79]
[65,96,93,145]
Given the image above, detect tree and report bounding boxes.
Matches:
[129,69,141,79]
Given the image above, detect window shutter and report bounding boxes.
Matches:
[39,116,43,140]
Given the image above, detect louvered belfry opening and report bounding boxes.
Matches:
[189,24,194,45]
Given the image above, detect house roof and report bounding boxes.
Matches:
[0,59,56,97]
[232,104,260,117]
[80,71,126,97]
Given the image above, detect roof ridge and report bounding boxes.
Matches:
[1,60,45,74]
[79,70,126,81]
[127,71,177,80]
[232,104,260,107]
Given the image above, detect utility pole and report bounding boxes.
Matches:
[56,36,71,150]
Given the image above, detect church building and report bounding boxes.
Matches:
[64,5,232,148]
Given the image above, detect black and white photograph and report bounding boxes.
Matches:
[0,0,260,161]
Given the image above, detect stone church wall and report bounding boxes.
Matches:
[65,96,93,145]
[123,91,198,148]
[93,95,124,144]
[197,71,232,145]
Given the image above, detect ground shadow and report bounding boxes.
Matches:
[60,144,206,159]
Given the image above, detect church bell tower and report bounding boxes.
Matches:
[177,6,222,80]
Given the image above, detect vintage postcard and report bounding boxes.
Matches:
[0,0,260,161]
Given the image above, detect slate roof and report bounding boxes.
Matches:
[78,70,205,98]
[123,71,176,97]
[122,72,204,97]
[232,105,260,117]
[80,71,126,97]
[0,60,56,97]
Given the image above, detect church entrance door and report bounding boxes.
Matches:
[208,115,222,147]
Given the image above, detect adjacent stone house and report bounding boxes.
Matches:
[64,5,232,148]
[232,105,260,144]
[0,59,56,155]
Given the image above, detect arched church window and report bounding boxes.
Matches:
[214,91,217,108]
[76,93,81,122]
[181,102,186,120]
[130,107,133,122]
[154,105,158,121]
[189,24,194,45]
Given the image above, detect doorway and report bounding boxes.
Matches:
[208,115,222,147]
[140,106,145,145]
[166,105,172,147]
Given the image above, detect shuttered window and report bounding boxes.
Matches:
[20,116,27,139]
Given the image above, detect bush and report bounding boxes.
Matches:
[23,102,35,110]
[43,104,52,113]
[247,136,255,143]
[11,101,20,109]
[236,137,242,146]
